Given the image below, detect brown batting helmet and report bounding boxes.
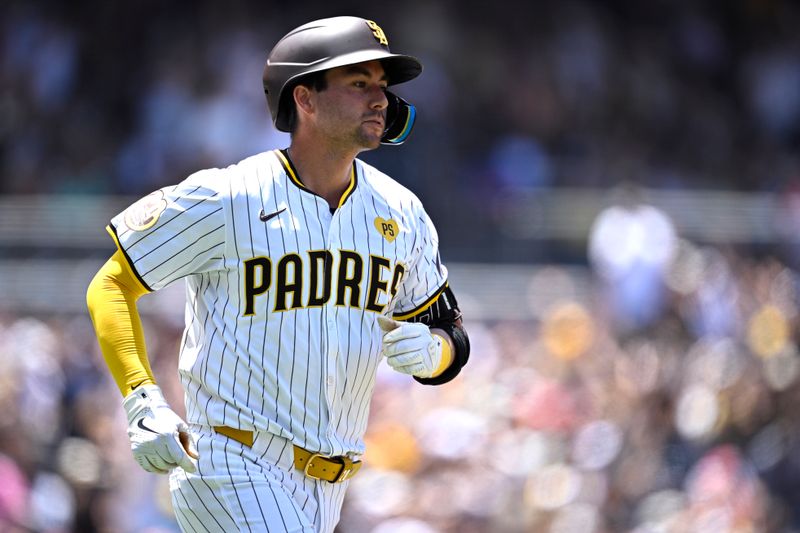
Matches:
[263,16,422,144]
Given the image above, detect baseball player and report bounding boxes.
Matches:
[87,16,470,532]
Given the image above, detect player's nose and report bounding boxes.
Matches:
[369,86,388,110]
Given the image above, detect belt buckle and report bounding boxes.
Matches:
[303,453,324,480]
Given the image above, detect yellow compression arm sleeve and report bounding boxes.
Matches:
[86,250,156,396]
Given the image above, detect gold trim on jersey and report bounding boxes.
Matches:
[276,149,308,192]
[338,164,357,208]
[276,149,357,208]
[392,281,448,321]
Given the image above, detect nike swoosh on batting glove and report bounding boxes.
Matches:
[123,384,198,474]
[378,316,447,379]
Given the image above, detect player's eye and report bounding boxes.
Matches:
[353,81,367,88]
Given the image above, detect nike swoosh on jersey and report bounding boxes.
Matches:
[137,418,160,434]
[259,208,286,222]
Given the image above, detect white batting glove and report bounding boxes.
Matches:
[377,316,445,379]
[122,384,198,474]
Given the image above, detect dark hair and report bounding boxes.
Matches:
[285,70,329,134]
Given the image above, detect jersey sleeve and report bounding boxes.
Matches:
[107,170,227,291]
[392,206,448,320]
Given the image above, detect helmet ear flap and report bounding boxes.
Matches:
[381,91,416,145]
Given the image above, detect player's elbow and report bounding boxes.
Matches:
[87,251,150,315]
[86,256,131,315]
[86,266,111,316]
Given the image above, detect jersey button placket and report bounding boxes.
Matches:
[323,306,339,449]
[325,314,337,388]
[324,209,339,400]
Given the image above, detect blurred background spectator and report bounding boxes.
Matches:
[2,0,800,531]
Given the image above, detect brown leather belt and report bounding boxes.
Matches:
[213,426,361,483]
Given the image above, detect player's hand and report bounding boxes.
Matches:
[377,316,445,379]
[122,384,199,474]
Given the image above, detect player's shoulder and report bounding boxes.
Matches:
[230,150,284,176]
[180,150,281,195]
[356,159,423,212]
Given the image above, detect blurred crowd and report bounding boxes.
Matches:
[2,0,800,260]
[3,217,800,532]
[4,0,800,532]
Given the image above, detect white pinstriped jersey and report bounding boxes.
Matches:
[109,149,447,456]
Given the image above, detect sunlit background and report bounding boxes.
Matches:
[2,1,800,532]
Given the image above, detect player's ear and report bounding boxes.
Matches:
[293,85,315,117]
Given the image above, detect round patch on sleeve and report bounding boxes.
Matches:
[123,191,168,231]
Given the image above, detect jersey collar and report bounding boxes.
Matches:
[276,149,358,209]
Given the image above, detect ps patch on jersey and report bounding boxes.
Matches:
[374,217,399,242]
[123,191,168,231]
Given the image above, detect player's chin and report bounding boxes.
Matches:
[363,138,382,150]
[356,128,383,150]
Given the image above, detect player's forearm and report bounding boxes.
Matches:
[86,251,156,396]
